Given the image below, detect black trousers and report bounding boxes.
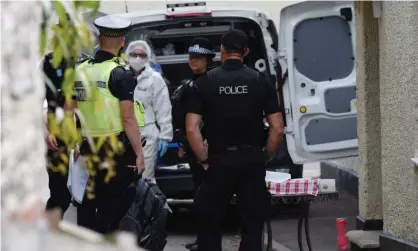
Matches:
[188,153,206,243]
[181,134,206,190]
[45,141,72,217]
[77,137,137,234]
[195,147,270,251]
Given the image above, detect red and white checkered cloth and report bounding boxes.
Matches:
[268,178,319,196]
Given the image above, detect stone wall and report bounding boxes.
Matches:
[1,0,47,215]
[0,2,147,251]
[354,0,383,222]
[379,1,418,244]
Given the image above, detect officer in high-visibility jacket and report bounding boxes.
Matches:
[65,15,145,234]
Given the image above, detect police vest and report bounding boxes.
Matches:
[74,58,145,137]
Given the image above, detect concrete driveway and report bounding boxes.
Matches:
[52,161,359,251]
[60,163,324,251]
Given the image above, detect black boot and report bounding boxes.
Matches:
[185,239,198,250]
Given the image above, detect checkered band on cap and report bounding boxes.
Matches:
[94,15,131,37]
[100,29,128,37]
[188,44,214,55]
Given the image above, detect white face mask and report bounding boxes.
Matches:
[129,57,147,71]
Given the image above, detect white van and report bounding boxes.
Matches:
[92,1,358,199]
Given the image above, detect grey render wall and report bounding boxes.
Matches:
[354,0,382,222]
[379,1,418,243]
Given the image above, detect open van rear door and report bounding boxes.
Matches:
[279,1,358,164]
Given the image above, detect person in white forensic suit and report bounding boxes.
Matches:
[125,40,173,183]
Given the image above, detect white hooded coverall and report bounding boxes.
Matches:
[126,40,173,182]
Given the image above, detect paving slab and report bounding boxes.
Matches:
[164,234,292,251]
[269,190,358,251]
[59,160,337,251]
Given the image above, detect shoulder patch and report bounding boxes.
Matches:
[76,54,93,65]
[45,53,53,61]
[122,64,130,71]
[112,57,128,68]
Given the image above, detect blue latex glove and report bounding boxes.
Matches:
[157,140,169,157]
[152,62,162,73]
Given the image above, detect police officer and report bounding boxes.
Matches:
[65,15,145,234]
[172,37,215,189]
[186,29,284,251]
[41,14,89,218]
[171,37,216,251]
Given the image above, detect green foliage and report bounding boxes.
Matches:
[42,0,100,144]
[42,1,124,199]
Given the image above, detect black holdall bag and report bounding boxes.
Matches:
[119,178,169,251]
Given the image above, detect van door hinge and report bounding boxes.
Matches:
[256,12,269,28]
[373,1,382,18]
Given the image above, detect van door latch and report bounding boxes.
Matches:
[278,50,286,60]
[285,126,293,133]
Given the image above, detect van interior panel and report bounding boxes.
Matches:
[124,17,269,169]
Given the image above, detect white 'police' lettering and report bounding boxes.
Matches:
[219,86,248,95]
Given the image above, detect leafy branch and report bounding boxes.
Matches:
[41,1,124,199]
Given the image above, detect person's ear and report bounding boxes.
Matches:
[204,58,209,68]
[244,48,249,57]
[220,45,226,62]
[121,37,126,48]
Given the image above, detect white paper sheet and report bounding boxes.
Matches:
[158,163,190,171]
[265,171,291,184]
[67,150,89,203]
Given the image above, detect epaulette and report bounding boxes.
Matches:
[113,57,127,66]
[76,53,93,65]
[45,52,53,61]
[171,84,185,102]
[44,52,54,66]
[122,64,130,71]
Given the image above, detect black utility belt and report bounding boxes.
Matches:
[210,144,262,153]
[79,132,129,155]
[78,132,146,156]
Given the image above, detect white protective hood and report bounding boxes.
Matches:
[126,40,173,142]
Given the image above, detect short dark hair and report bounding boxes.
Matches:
[221,29,248,55]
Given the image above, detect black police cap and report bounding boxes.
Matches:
[221,29,248,54]
[94,16,132,37]
[188,37,216,58]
